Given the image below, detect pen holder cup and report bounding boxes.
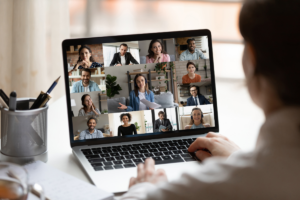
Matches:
[1,98,48,158]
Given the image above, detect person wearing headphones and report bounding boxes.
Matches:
[187,85,211,106]
[179,38,206,61]
[118,74,154,111]
[109,43,139,66]
[118,113,138,136]
[153,111,173,133]
[185,107,210,129]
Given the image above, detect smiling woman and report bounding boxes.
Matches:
[73,45,103,69]
[146,39,170,63]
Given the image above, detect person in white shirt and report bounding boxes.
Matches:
[120,0,300,199]
[109,43,139,66]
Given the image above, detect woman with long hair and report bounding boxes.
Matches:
[146,39,170,63]
[118,74,154,111]
[73,45,102,69]
[182,61,201,84]
[78,94,100,116]
[118,113,138,136]
[185,107,209,129]
[119,0,300,199]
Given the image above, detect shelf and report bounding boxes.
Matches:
[128,79,169,83]
[66,51,79,54]
[69,74,105,78]
[128,70,171,75]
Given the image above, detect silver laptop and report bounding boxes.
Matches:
[62,29,219,193]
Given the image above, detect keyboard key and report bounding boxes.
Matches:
[101,150,109,154]
[171,155,182,159]
[144,153,154,157]
[130,147,138,151]
[89,158,105,163]
[134,154,145,158]
[121,148,130,151]
[120,152,129,156]
[104,166,114,170]
[110,152,120,157]
[105,157,115,161]
[100,153,110,158]
[181,153,192,158]
[149,149,158,153]
[132,144,141,147]
[163,151,173,155]
[153,152,164,156]
[129,151,139,155]
[124,164,136,168]
[182,149,188,153]
[172,150,182,154]
[82,151,93,155]
[111,149,119,153]
[106,149,113,153]
[184,158,197,162]
[122,145,132,147]
[169,143,177,147]
[113,161,123,165]
[159,144,168,148]
[85,155,100,159]
[168,147,177,151]
[162,156,172,160]
[155,158,184,165]
[94,166,103,171]
[158,148,167,151]
[103,161,113,166]
[125,155,135,159]
[115,156,125,160]
[142,142,152,145]
[132,159,143,164]
[172,139,182,142]
[150,145,159,148]
[113,164,124,169]
[91,163,103,167]
[177,146,187,150]
[123,160,133,164]
[139,150,148,154]
[152,157,163,162]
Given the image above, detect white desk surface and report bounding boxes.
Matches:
[46,79,265,185]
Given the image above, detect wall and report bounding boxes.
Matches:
[108,110,146,136]
[70,91,101,116]
[72,115,109,136]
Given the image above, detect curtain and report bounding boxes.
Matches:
[0,0,70,103]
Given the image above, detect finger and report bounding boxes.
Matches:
[137,163,145,183]
[129,177,137,188]
[188,137,212,152]
[153,169,168,183]
[195,150,212,161]
[206,132,228,141]
[144,158,155,181]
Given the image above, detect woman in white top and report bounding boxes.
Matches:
[120,0,300,199]
[184,107,210,130]
[78,94,100,116]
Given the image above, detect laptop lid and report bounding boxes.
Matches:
[62,29,219,148]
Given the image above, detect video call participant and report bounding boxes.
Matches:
[118,113,138,136]
[118,74,154,111]
[110,43,139,66]
[78,94,100,116]
[79,117,103,140]
[153,111,173,133]
[182,62,201,84]
[146,39,170,63]
[187,85,211,106]
[71,68,101,93]
[179,38,206,61]
[185,107,209,129]
[73,45,102,69]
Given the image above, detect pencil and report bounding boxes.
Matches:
[46,76,61,94]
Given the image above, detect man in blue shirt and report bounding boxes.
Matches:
[186,85,211,106]
[179,38,206,61]
[79,117,103,140]
[71,68,101,93]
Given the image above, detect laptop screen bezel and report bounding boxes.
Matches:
[62,29,219,148]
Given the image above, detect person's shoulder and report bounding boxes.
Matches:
[195,74,201,78]
[73,80,82,86]
[129,90,135,95]
[92,62,102,67]
[89,80,97,85]
[80,129,87,135]
[182,74,188,79]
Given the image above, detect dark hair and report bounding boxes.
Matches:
[186,61,196,69]
[190,85,200,95]
[189,107,204,125]
[239,0,300,106]
[147,39,167,59]
[81,68,91,76]
[187,38,195,45]
[120,113,132,122]
[87,116,97,124]
[77,45,96,63]
[133,74,150,97]
[81,94,96,113]
[158,111,165,116]
[120,43,128,48]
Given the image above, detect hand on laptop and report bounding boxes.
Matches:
[188,132,240,161]
[129,158,168,189]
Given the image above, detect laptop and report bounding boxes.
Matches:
[62,29,219,193]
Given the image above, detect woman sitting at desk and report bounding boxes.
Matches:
[118,113,138,136]
[185,107,210,129]
[118,74,154,111]
[110,43,139,66]
[146,39,170,63]
[73,45,102,69]
[78,94,100,116]
[182,61,201,84]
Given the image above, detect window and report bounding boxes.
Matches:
[103,46,117,67]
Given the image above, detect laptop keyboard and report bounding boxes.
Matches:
[81,138,199,171]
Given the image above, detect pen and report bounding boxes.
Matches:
[9,91,17,111]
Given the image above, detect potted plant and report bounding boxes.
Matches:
[195,63,199,71]
[102,90,106,94]
[154,62,167,75]
[203,60,208,78]
[134,122,141,131]
[103,109,108,114]
[106,74,122,98]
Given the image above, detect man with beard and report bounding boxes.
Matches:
[179,38,206,61]
[71,68,101,93]
[79,117,103,140]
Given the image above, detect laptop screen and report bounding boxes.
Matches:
[63,30,218,144]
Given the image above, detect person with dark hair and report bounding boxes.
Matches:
[71,68,101,93]
[119,0,300,199]
[78,94,100,116]
[110,43,139,66]
[185,107,209,129]
[118,113,138,136]
[182,61,202,84]
[79,117,103,140]
[118,74,154,111]
[153,111,172,133]
[146,39,170,63]
[73,45,102,69]
[179,38,206,61]
[186,85,210,106]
